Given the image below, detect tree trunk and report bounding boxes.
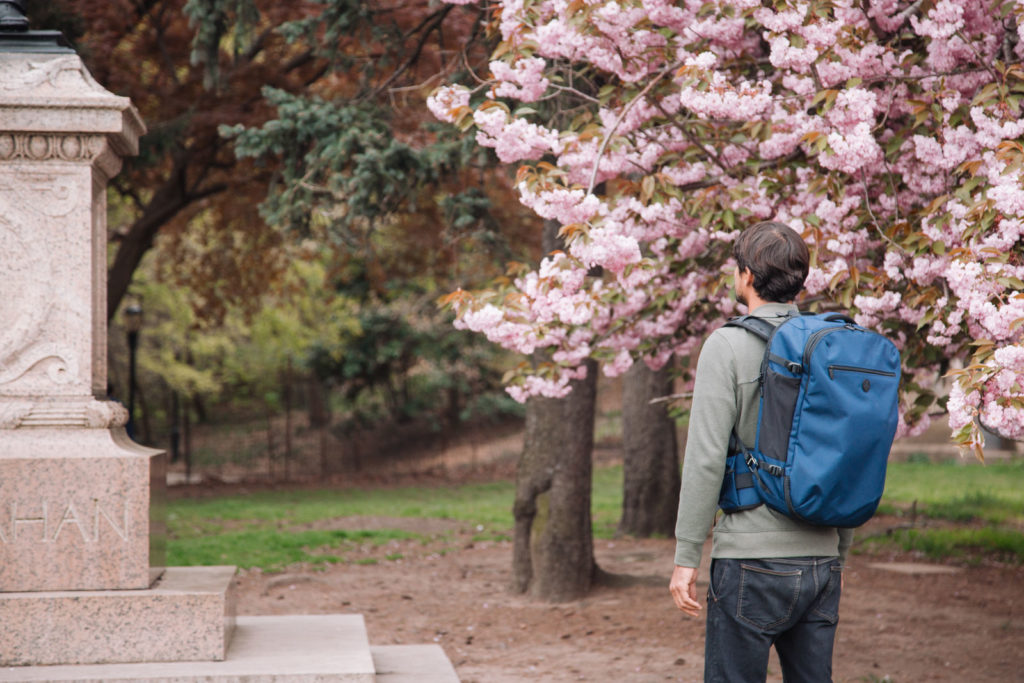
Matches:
[512,359,599,602]
[619,360,680,537]
[106,149,227,321]
[107,155,192,321]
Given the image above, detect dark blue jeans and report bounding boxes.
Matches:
[704,557,842,682]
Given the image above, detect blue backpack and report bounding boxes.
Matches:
[718,312,901,527]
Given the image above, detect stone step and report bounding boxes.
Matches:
[0,614,459,682]
[371,645,461,683]
[0,565,236,666]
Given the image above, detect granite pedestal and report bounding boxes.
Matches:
[0,566,236,666]
[0,429,164,593]
[0,35,237,673]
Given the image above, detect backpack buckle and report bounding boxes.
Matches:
[744,452,758,470]
[746,452,782,477]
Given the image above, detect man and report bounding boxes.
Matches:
[669,221,853,682]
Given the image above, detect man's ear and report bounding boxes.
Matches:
[738,267,754,289]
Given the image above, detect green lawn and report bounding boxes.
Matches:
[169,527,420,569]
[862,459,1024,563]
[879,460,1024,524]
[166,459,1024,570]
[166,480,520,570]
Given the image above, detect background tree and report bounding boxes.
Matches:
[619,361,679,537]
[37,0,543,473]
[32,0,310,320]
[433,0,1024,458]
[513,362,598,600]
[34,0,521,322]
[510,222,601,601]
[207,1,544,474]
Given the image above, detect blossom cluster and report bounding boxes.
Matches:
[433,0,1024,453]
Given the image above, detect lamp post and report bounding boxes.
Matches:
[124,302,143,439]
[0,0,29,31]
[0,0,73,51]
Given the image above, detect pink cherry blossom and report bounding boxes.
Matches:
[432,0,1024,454]
[490,58,550,102]
[426,85,470,123]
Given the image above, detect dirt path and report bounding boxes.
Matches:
[231,514,1024,682]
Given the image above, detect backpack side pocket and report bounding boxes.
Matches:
[758,370,801,463]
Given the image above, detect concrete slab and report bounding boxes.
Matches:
[371,645,460,683]
[0,566,236,666]
[0,615,376,682]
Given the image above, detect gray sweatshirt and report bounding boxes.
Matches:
[674,302,854,568]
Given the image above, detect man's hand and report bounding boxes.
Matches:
[669,565,702,617]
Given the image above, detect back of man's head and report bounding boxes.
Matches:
[733,221,810,303]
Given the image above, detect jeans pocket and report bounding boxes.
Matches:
[708,560,728,603]
[810,565,843,624]
[736,563,802,631]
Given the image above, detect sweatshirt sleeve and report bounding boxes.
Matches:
[838,528,854,567]
[674,332,738,568]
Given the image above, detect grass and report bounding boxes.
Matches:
[862,459,1024,563]
[878,460,1024,527]
[881,460,1024,519]
[926,491,1024,525]
[859,527,1024,565]
[167,467,625,570]
[166,459,1024,571]
[167,480,519,532]
[167,527,419,570]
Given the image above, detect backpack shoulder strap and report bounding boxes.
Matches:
[724,313,803,375]
[723,314,776,342]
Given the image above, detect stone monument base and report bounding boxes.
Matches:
[0,614,461,682]
[0,428,166,593]
[0,566,235,666]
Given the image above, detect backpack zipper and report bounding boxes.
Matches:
[802,326,840,368]
[828,365,897,380]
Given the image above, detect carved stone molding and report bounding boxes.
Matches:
[0,345,79,389]
[0,132,106,162]
[0,168,81,217]
[0,53,146,157]
[0,217,55,380]
[0,55,114,100]
[0,398,129,429]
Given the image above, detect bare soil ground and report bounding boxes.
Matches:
[223,506,1024,683]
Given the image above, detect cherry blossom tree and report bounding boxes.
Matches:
[433,0,1024,457]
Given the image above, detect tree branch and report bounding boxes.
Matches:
[107,148,229,320]
[860,0,893,43]
[370,5,454,99]
[587,61,682,195]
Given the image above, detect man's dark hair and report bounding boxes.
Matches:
[733,221,809,303]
